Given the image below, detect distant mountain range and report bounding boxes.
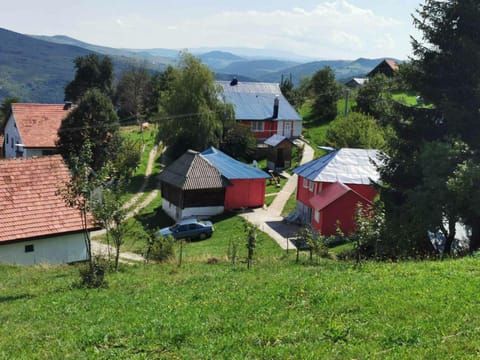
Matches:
[0,27,400,103]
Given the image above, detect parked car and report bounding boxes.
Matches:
[157,218,214,240]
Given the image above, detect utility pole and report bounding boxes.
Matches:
[344,88,349,117]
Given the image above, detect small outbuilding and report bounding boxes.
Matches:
[158,150,232,220]
[345,77,367,89]
[264,134,293,170]
[201,147,270,210]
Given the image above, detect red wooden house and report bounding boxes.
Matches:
[216,80,302,140]
[293,148,382,236]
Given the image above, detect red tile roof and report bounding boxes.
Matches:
[11,103,73,148]
[0,155,93,243]
[309,182,371,211]
[385,59,399,71]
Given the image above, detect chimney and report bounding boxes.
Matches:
[64,101,73,110]
[230,77,238,86]
[273,95,279,119]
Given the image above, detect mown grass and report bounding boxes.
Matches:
[2,253,480,358]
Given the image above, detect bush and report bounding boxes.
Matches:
[146,235,175,262]
[78,256,110,288]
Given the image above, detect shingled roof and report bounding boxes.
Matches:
[11,103,73,148]
[159,150,231,190]
[0,155,92,243]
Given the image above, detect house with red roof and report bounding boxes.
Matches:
[292,148,383,236]
[0,155,92,265]
[159,147,270,220]
[367,59,399,78]
[2,103,73,159]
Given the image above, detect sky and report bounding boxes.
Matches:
[3,0,424,60]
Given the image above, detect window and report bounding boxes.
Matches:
[314,210,320,223]
[25,244,34,253]
[303,178,308,188]
[6,134,8,144]
[251,122,264,132]
[309,181,314,192]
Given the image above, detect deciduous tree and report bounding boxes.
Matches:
[310,67,341,123]
[65,54,114,102]
[57,88,120,171]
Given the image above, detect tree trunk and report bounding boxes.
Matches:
[469,219,480,252]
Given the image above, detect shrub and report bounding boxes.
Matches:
[146,235,175,262]
[77,256,110,288]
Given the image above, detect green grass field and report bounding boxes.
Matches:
[2,246,480,358]
[16,95,479,358]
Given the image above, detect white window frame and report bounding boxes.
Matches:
[251,121,264,132]
[314,210,320,223]
[303,178,308,188]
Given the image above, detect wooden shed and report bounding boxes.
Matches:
[264,134,293,170]
[158,150,231,220]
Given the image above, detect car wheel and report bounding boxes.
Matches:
[199,233,207,240]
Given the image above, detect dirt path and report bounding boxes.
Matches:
[91,144,161,261]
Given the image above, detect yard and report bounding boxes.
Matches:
[2,248,480,358]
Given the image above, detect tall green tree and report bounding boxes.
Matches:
[160,52,229,158]
[379,0,480,254]
[65,54,114,102]
[115,64,152,123]
[326,112,390,151]
[354,74,394,122]
[310,67,341,123]
[57,88,120,171]
[0,97,19,132]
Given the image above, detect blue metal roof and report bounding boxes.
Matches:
[201,147,270,180]
[264,134,288,147]
[216,81,302,121]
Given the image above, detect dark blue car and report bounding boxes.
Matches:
[158,218,214,240]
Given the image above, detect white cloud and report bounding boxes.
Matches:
[72,1,409,59]
[162,0,405,58]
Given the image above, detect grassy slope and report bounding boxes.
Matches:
[2,254,480,358]
[3,101,480,358]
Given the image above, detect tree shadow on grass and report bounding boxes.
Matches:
[134,205,173,233]
[0,294,34,303]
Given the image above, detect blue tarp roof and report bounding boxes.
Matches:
[201,147,270,180]
[216,81,302,121]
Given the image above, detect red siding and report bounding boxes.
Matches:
[296,176,313,203]
[349,184,377,202]
[297,177,376,236]
[224,179,266,210]
[240,120,278,139]
[310,191,371,236]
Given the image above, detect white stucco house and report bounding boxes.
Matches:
[0,155,93,265]
[2,102,73,159]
